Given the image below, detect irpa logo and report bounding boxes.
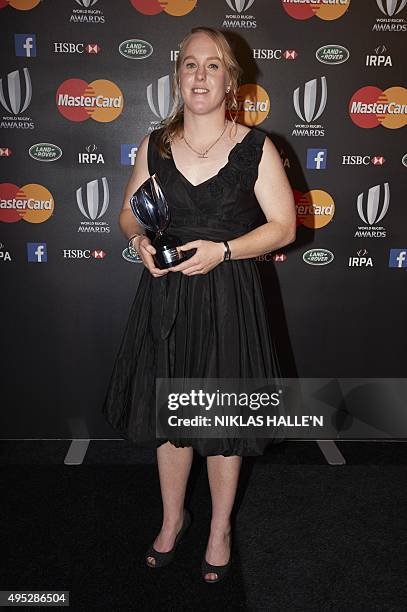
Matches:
[294,77,327,123]
[147,75,175,120]
[0,68,32,114]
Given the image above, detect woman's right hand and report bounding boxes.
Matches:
[135,235,169,277]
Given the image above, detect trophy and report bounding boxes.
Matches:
[129,173,188,269]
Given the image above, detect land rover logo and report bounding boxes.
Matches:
[303,249,334,265]
[316,45,349,65]
[402,153,407,167]
[119,39,153,60]
[29,143,62,162]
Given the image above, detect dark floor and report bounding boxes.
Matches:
[1,440,406,611]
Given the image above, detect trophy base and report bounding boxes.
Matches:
[152,233,188,269]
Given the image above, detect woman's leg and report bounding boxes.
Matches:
[146,441,193,566]
[204,455,242,580]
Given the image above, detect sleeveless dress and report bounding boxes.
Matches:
[102,126,284,456]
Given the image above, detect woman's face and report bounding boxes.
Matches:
[178,32,230,116]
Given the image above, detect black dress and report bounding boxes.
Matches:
[102,126,284,456]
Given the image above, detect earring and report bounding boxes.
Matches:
[226,86,230,93]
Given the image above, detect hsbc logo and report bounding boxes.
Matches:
[147,75,175,120]
[63,249,106,259]
[53,42,101,54]
[253,49,298,60]
[342,155,386,166]
[0,147,12,156]
[76,177,110,233]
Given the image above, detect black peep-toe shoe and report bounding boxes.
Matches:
[201,535,232,583]
[145,508,191,568]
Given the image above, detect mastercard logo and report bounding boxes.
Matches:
[0,183,54,223]
[294,189,335,229]
[233,84,271,126]
[281,0,351,20]
[0,0,41,9]
[129,0,197,16]
[56,79,124,123]
[349,86,407,129]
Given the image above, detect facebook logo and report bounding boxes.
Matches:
[121,144,138,166]
[27,243,47,263]
[389,249,407,268]
[15,34,37,58]
[307,148,327,170]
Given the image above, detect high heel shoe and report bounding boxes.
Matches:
[201,533,232,583]
[145,508,191,568]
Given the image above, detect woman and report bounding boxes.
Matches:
[102,26,296,583]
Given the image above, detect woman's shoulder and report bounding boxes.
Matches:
[231,123,266,147]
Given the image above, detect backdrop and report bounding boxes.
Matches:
[1,0,406,440]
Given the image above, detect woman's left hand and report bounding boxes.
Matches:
[169,240,225,275]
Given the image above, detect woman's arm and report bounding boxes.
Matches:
[227,135,296,260]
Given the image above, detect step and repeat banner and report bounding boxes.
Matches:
[1,0,406,439]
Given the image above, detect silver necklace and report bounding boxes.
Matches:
[182,120,228,158]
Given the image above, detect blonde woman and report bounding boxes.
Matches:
[103,26,296,583]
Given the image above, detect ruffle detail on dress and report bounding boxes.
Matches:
[209,129,265,199]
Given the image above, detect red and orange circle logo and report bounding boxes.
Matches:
[56,79,124,123]
[281,0,351,20]
[0,183,54,223]
[232,84,271,126]
[295,189,335,229]
[349,86,407,129]
[0,0,41,10]
[130,0,196,16]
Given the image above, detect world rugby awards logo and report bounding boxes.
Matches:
[223,0,257,28]
[0,68,34,129]
[147,75,175,121]
[292,77,327,137]
[373,0,407,31]
[70,0,106,24]
[355,182,389,238]
[76,177,110,233]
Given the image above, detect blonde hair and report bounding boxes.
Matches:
[154,26,243,158]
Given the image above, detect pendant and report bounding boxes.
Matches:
[198,152,208,158]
